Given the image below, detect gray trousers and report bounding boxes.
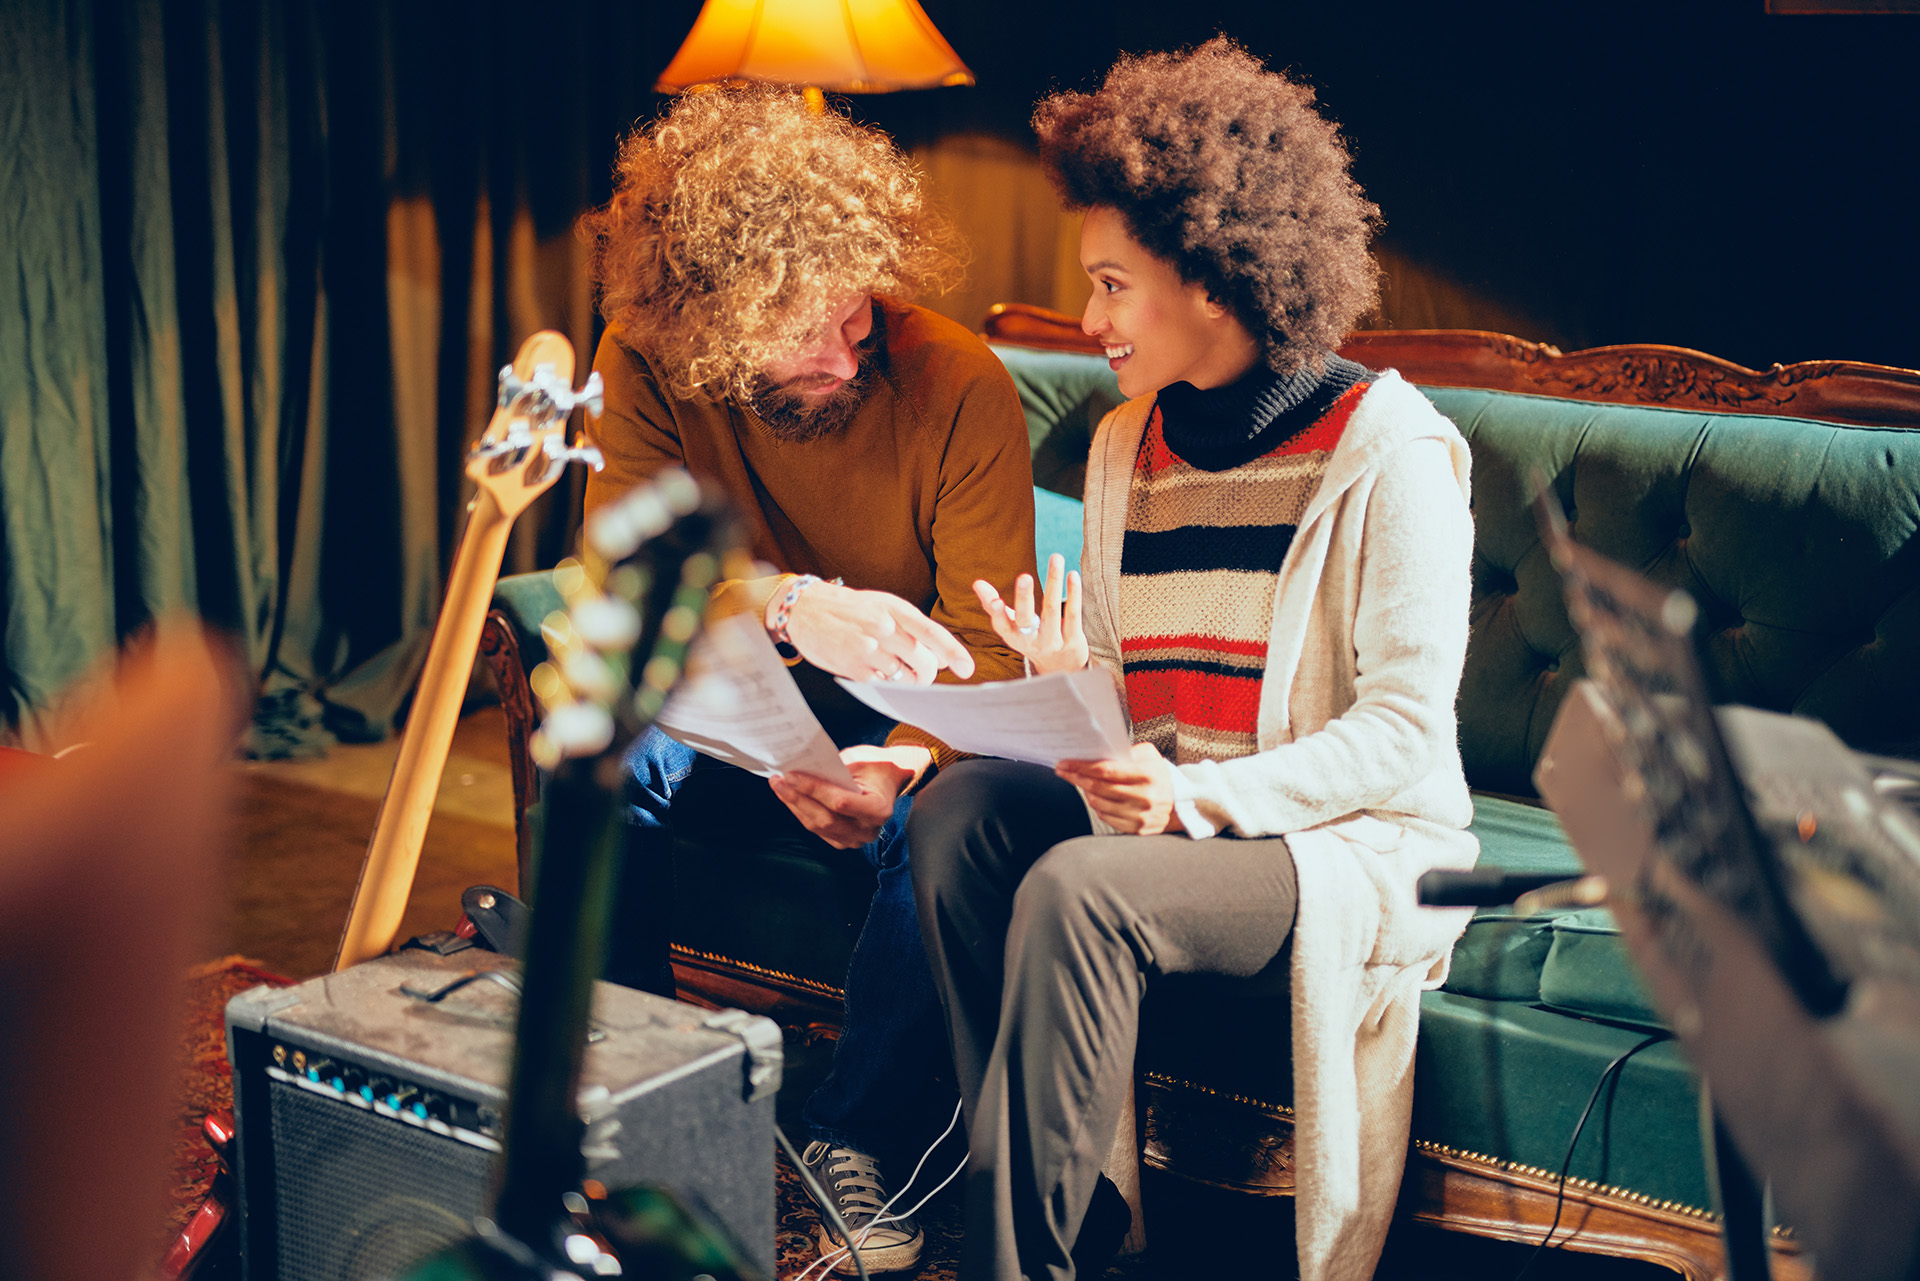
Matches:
[909,759,1298,1281]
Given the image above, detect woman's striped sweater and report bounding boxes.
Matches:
[1119,358,1372,764]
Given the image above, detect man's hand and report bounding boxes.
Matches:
[1055,743,1183,836]
[771,581,974,683]
[769,744,933,849]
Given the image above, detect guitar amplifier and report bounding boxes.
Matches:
[225,950,781,1281]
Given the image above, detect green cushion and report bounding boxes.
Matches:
[1538,909,1664,1029]
[1444,911,1560,1003]
[1414,991,1704,1212]
[1466,793,1582,876]
[990,343,1121,501]
[1136,983,1704,1212]
[1444,795,1583,1002]
[491,570,564,661]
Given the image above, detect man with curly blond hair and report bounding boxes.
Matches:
[578,86,1037,1275]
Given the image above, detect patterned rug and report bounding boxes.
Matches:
[164,957,290,1250]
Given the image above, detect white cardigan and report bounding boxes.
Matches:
[1084,372,1480,1281]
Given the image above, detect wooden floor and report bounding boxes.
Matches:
[217,705,519,979]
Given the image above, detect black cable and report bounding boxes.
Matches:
[1511,1030,1671,1281]
[775,1122,871,1281]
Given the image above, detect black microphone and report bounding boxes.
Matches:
[1417,868,1601,908]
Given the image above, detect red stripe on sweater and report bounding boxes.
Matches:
[1138,406,1178,477]
[1124,666,1263,735]
[1273,380,1367,457]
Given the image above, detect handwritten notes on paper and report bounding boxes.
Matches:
[837,667,1132,768]
[655,611,855,787]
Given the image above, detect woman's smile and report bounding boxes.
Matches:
[1077,205,1259,398]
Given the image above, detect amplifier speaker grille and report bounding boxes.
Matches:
[228,954,778,1281]
[267,1080,492,1281]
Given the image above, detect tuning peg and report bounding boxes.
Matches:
[543,435,605,472]
[531,701,614,767]
[560,649,622,705]
[570,596,642,651]
[493,361,604,420]
[584,469,702,560]
[495,363,526,409]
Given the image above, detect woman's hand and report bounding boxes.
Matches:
[773,581,973,684]
[973,553,1088,676]
[1056,742,1183,835]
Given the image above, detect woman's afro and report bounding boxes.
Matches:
[1034,38,1380,374]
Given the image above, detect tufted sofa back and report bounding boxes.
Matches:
[1435,388,1920,794]
[992,341,1920,798]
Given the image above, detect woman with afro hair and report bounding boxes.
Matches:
[907,39,1479,1281]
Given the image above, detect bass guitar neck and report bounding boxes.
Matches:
[334,332,602,972]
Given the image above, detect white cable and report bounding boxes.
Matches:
[797,1148,969,1281]
[795,1100,968,1281]
[796,1104,964,1281]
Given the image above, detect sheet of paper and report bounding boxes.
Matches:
[836,667,1133,768]
[656,611,855,787]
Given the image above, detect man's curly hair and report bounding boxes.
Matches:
[582,86,961,403]
[1034,38,1380,375]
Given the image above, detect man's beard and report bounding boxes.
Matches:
[748,341,878,443]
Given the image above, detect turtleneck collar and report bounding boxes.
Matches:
[1156,353,1370,472]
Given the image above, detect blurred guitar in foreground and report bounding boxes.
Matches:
[402,470,768,1281]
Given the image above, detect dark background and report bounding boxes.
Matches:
[900,0,1918,368]
[7,0,1915,744]
[483,0,1916,369]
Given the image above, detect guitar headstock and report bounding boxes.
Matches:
[528,469,751,777]
[469,330,606,518]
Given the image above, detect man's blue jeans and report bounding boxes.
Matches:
[610,717,949,1158]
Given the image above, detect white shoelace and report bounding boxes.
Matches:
[812,1145,894,1226]
[794,1101,967,1281]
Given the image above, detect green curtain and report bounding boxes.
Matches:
[1,0,696,755]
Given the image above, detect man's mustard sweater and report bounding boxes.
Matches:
[585,299,1037,770]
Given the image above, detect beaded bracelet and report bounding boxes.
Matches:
[769,574,841,658]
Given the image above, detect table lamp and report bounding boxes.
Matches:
[655,0,974,108]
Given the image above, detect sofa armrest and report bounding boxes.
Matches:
[481,571,565,889]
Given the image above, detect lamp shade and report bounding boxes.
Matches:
[655,0,975,93]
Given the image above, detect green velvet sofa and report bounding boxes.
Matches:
[479,306,1920,1279]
